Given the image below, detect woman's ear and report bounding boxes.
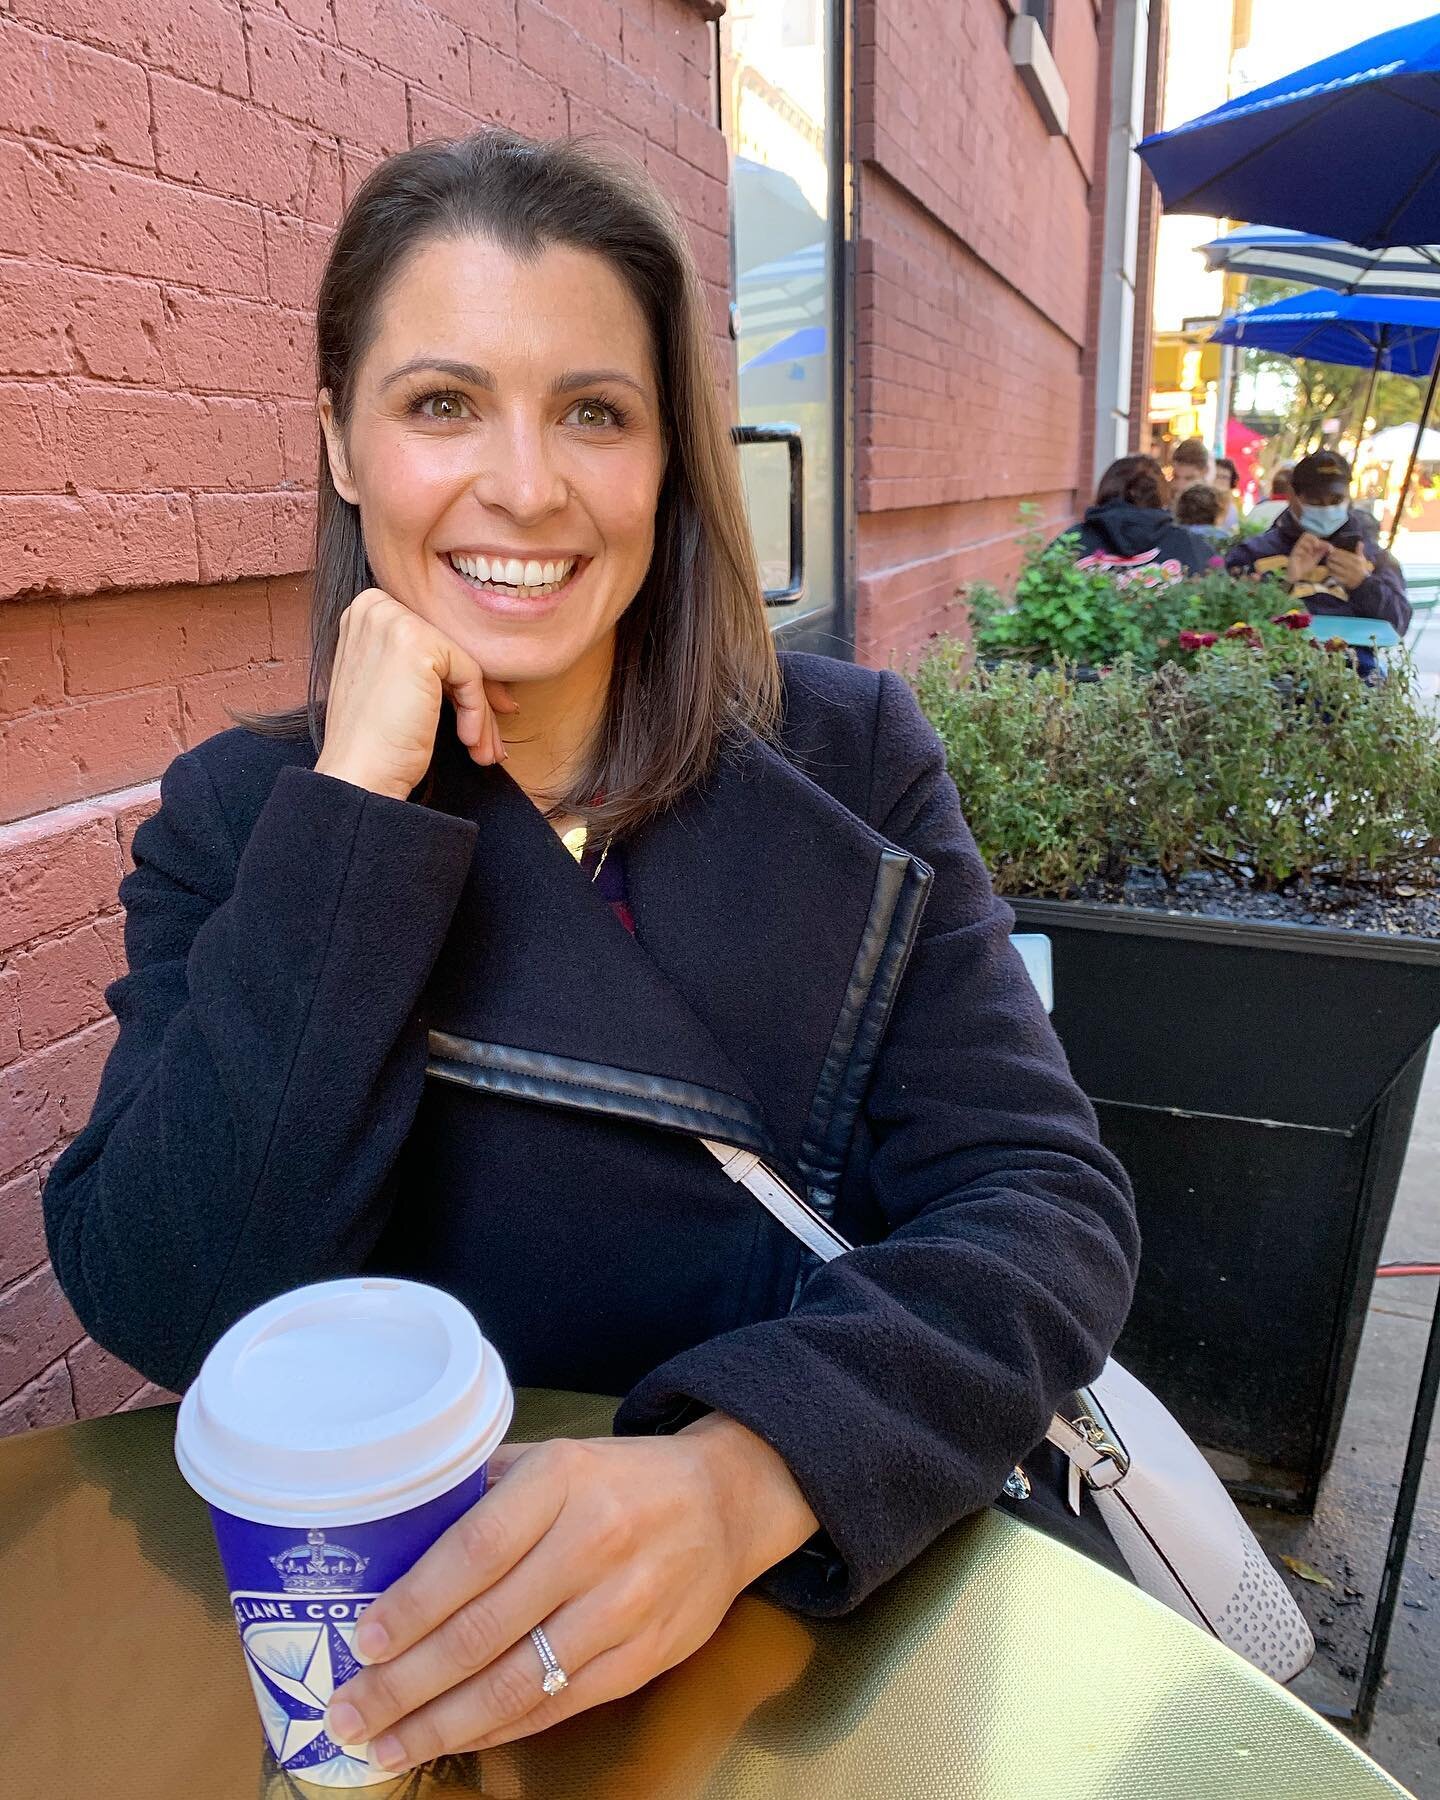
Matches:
[318,389,360,505]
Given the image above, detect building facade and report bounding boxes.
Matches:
[0,0,1164,1431]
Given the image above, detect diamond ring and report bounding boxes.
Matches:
[529,1624,569,1697]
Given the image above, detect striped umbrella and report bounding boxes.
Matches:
[1200,227,1440,299]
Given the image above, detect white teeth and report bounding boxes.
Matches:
[448,553,578,594]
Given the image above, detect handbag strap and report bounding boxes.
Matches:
[702,1139,851,1261]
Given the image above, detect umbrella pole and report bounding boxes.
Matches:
[1387,345,1440,550]
[1355,329,1385,459]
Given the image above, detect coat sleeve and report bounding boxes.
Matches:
[1223,536,1263,576]
[614,672,1140,1614]
[1345,549,1412,633]
[42,750,480,1393]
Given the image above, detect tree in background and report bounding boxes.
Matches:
[1234,277,1425,467]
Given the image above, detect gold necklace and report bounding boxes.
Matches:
[560,824,610,883]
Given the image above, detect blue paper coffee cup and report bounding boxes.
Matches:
[175,1278,513,1788]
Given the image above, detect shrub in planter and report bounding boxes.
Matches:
[911,634,1440,900]
[969,524,1298,672]
[910,636,1440,1505]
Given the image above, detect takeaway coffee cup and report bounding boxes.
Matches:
[176,1277,513,1788]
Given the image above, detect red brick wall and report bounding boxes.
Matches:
[0,0,727,1435]
[855,0,1110,669]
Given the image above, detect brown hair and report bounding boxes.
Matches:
[232,129,779,840]
[1175,483,1224,526]
[1094,454,1170,512]
[1270,465,1295,499]
[1171,436,1211,471]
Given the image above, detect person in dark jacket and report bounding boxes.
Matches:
[42,130,1138,1772]
[1053,454,1209,583]
[1225,448,1411,635]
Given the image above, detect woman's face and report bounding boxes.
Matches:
[319,234,667,687]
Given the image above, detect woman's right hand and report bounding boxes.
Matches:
[314,588,519,802]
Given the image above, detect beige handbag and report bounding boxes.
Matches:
[703,1139,1316,1685]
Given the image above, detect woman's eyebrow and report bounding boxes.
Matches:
[380,357,496,393]
[550,368,649,400]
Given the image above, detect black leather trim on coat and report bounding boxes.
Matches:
[425,1033,777,1158]
[798,850,933,1211]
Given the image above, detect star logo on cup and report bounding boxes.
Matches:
[243,1618,370,1777]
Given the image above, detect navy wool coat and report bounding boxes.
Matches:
[44,652,1138,1614]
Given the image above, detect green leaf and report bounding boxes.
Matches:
[1281,1556,1334,1589]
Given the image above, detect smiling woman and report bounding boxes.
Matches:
[239,129,779,842]
[43,128,1138,1781]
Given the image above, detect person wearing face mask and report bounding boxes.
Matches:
[1224,449,1411,635]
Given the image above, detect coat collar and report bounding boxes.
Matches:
[420,716,931,1193]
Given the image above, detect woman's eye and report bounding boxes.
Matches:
[417,392,469,421]
[568,399,620,429]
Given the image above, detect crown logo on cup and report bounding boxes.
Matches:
[268,1530,370,1594]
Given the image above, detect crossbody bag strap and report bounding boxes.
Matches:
[702,1139,851,1262]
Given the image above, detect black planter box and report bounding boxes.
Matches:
[1012,897,1440,1511]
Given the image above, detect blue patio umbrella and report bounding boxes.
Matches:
[1210,289,1440,545]
[1200,226,1440,299]
[1209,290,1440,374]
[1138,15,1440,247]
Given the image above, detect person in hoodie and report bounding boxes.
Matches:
[1051,454,1209,587]
[1225,449,1411,635]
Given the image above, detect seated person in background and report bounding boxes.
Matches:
[1054,454,1209,585]
[1174,482,1230,552]
[1213,457,1242,530]
[1246,465,1293,530]
[1225,449,1411,635]
[1168,436,1212,501]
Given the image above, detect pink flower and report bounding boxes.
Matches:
[1207,554,1226,569]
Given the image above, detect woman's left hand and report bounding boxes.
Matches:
[323,1416,820,1773]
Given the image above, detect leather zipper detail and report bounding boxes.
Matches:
[425,1033,776,1157]
[798,849,932,1214]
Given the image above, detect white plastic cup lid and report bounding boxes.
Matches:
[175,1278,514,1526]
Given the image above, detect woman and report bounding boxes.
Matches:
[44,131,1137,1773]
[1053,454,1208,584]
[1213,456,1242,531]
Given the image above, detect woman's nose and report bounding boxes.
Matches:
[471,415,568,523]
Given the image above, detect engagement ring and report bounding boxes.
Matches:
[529,1624,569,1697]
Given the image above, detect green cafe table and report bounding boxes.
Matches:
[1304,614,1403,649]
[3,1390,1415,1800]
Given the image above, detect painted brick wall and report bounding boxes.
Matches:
[855,0,1113,669]
[0,0,727,1435]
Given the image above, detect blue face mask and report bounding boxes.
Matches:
[1297,502,1350,538]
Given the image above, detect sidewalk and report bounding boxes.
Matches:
[1395,528,1440,706]
[1238,1041,1440,1797]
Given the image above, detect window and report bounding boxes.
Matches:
[1023,0,1053,35]
[1009,2,1068,137]
[781,0,817,50]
